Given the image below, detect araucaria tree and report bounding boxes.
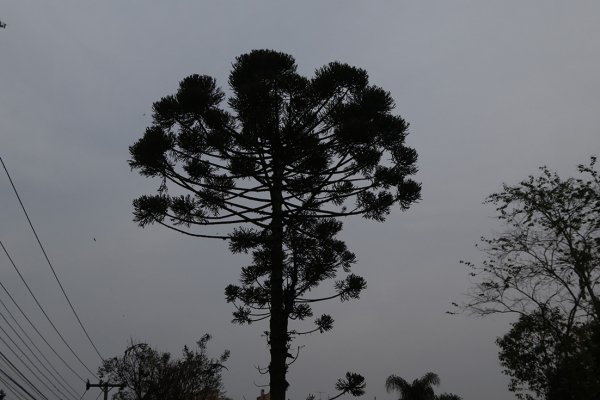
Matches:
[454,158,600,399]
[129,50,421,400]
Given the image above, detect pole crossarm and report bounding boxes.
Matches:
[86,380,126,400]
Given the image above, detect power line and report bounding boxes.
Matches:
[77,389,87,400]
[0,338,59,400]
[0,366,40,400]
[0,345,47,400]
[0,353,47,400]
[0,241,98,379]
[0,373,30,400]
[92,389,102,400]
[0,156,104,362]
[0,318,78,400]
[0,298,79,397]
[0,280,87,383]
[0,326,72,400]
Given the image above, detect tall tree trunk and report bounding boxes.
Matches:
[269,141,288,400]
[270,277,289,400]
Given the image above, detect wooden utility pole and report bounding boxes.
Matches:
[86,380,125,400]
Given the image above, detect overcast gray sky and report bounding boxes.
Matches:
[1,2,599,400]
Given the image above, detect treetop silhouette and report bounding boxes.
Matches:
[129,49,420,400]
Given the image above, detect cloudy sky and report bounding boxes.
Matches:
[1,2,599,400]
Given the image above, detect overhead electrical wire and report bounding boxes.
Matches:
[0,317,79,400]
[0,241,98,379]
[0,334,63,400]
[0,280,86,382]
[0,352,48,400]
[0,353,47,400]
[0,297,80,396]
[0,156,104,362]
[0,326,72,400]
[0,366,40,400]
[0,371,28,400]
[0,355,37,400]
[0,373,30,400]
[92,389,103,400]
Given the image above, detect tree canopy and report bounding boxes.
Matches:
[98,335,229,400]
[385,372,461,400]
[497,312,600,400]
[129,49,420,400]
[454,157,600,399]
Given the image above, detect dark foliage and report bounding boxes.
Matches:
[98,335,229,400]
[497,312,600,400]
[385,373,462,400]
[305,372,366,400]
[129,49,420,399]
[454,157,600,399]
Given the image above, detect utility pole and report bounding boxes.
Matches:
[86,380,125,400]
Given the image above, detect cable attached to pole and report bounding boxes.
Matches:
[1,156,104,362]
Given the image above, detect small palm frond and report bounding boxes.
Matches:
[385,372,441,400]
[385,374,410,396]
[419,372,440,388]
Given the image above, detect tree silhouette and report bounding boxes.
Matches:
[98,335,229,400]
[455,157,600,322]
[129,49,420,400]
[497,312,600,400]
[385,373,461,400]
[435,394,462,400]
[305,372,366,400]
[385,373,440,400]
[453,157,600,398]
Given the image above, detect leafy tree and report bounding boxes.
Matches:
[497,311,600,400]
[98,334,229,400]
[385,373,461,400]
[0,389,5,400]
[453,157,600,398]
[546,320,600,400]
[129,49,421,399]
